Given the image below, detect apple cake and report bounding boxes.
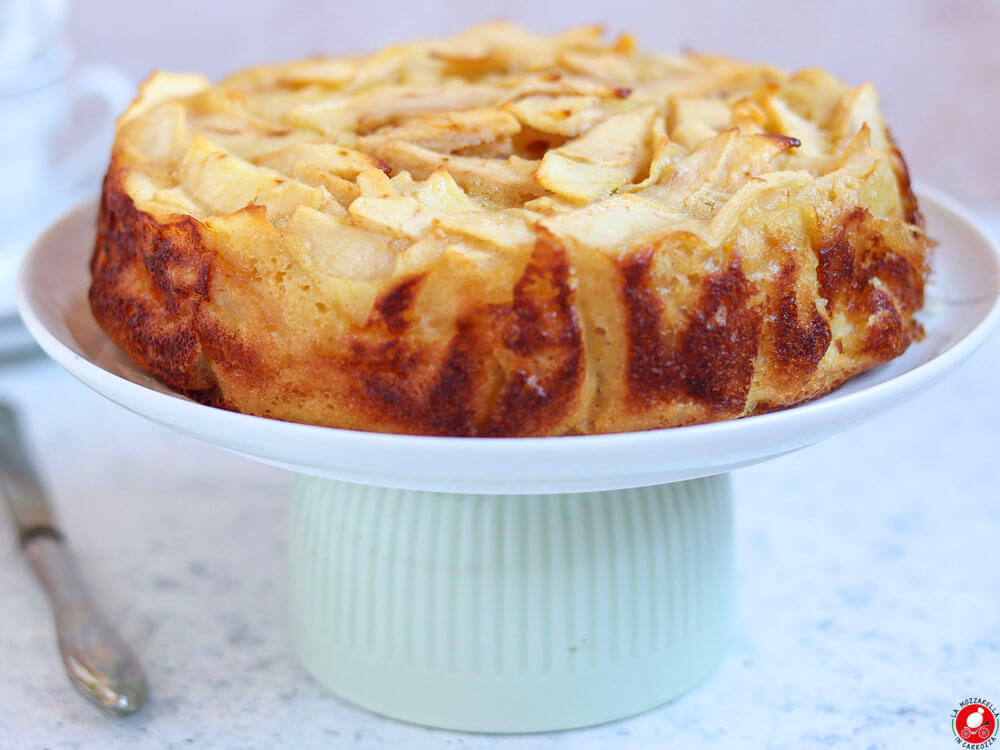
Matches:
[89,23,929,436]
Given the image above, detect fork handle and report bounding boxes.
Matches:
[25,534,148,715]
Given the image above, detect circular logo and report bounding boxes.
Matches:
[953,700,997,746]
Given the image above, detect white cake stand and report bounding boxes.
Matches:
[17,187,1000,732]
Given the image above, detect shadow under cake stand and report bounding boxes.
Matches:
[18,187,1000,732]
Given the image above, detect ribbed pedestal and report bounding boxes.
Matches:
[289,475,733,732]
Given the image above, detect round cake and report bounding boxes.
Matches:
[89,23,929,436]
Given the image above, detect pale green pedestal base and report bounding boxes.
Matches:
[289,474,733,733]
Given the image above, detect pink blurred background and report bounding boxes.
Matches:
[69,0,1000,214]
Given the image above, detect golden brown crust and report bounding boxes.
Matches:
[90,171,215,394]
[92,166,925,435]
[89,24,929,436]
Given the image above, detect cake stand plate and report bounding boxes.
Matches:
[17,186,1000,732]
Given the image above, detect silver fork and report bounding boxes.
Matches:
[0,403,147,715]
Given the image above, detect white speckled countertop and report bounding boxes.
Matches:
[0,223,998,749]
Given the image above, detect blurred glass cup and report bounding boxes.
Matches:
[0,0,132,314]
